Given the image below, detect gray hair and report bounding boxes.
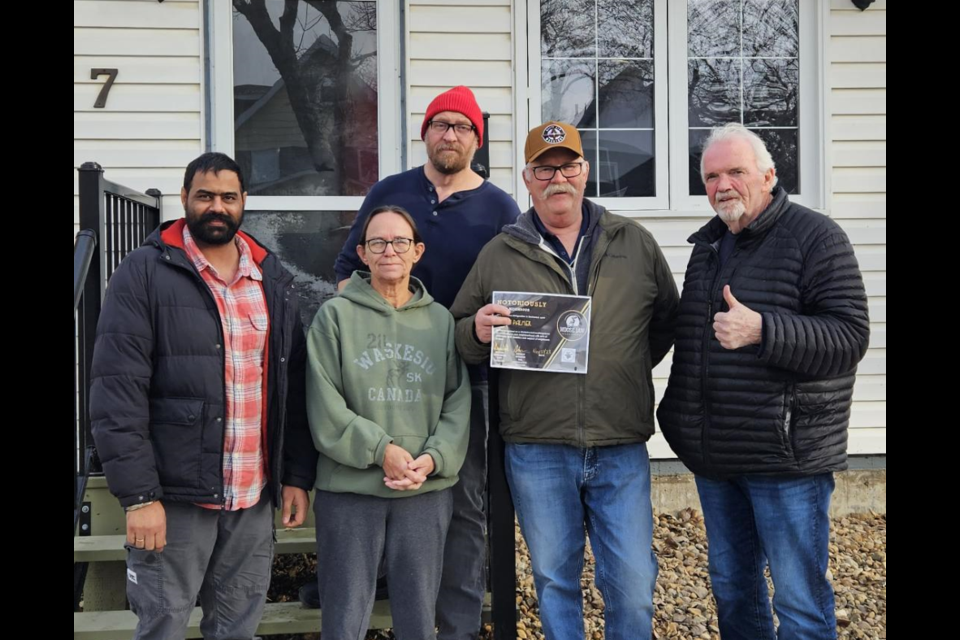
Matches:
[700,123,778,188]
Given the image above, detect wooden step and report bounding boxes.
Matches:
[74,599,387,639]
[75,527,317,563]
[75,595,494,638]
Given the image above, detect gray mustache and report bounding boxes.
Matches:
[544,184,578,197]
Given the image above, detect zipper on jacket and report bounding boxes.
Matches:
[534,237,584,443]
[783,383,796,445]
[580,245,607,449]
[538,238,580,295]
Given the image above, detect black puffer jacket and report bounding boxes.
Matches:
[657,188,870,479]
[90,219,317,508]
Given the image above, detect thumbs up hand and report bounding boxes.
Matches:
[713,285,763,350]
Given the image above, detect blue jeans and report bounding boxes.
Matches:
[505,442,657,640]
[696,473,837,640]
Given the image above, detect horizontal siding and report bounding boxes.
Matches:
[830,36,886,63]
[73,0,202,199]
[830,63,886,89]
[75,28,201,57]
[409,60,514,88]
[827,3,886,455]
[74,0,200,29]
[74,112,201,140]
[832,141,886,167]
[408,4,511,33]
[74,57,202,85]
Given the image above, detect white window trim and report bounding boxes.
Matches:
[515,0,825,214]
[518,0,669,212]
[668,0,824,212]
[207,0,402,211]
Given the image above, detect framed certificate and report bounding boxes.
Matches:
[490,291,591,374]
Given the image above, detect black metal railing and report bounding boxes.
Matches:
[75,163,161,610]
[75,162,161,488]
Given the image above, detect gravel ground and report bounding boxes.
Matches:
[267,510,886,639]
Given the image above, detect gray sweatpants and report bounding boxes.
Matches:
[314,488,454,640]
[126,494,275,640]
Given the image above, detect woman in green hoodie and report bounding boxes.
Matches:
[306,206,471,639]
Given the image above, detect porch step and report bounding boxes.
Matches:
[74,527,316,563]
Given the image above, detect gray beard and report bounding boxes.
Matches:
[716,199,745,222]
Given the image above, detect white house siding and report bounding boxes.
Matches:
[74,0,203,228]
[826,0,886,455]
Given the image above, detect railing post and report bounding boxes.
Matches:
[488,369,517,640]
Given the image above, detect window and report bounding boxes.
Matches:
[210,0,401,211]
[527,0,821,211]
[532,0,668,208]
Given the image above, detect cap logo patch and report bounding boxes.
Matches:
[542,124,566,144]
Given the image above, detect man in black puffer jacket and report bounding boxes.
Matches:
[90,152,317,640]
[658,124,869,640]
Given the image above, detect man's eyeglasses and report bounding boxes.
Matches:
[530,162,584,181]
[427,120,477,137]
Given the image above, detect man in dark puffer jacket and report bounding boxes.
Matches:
[90,152,317,640]
[658,124,869,640]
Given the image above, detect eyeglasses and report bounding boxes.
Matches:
[427,120,477,137]
[530,162,585,181]
[365,237,414,254]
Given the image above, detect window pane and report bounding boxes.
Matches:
[541,0,596,58]
[688,0,740,58]
[686,0,801,195]
[597,131,655,197]
[243,209,358,319]
[541,1,658,198]
[688,129,710,196]
[755,129,798,193]
[233,1,378,197]
[688,58,741,128]
[581,130,599,198]
[598,0,654,59]
[744,59,799,127]
[598,60,654,129]
[743,0,799,57]
[542,59,597,128]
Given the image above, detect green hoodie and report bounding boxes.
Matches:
[307,271,470,498]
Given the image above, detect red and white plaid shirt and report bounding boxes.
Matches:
[183,226,269,511]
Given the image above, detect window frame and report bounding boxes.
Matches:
[517,0,825,214]
[206,0,402,211]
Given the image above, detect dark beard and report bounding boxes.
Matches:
[186,212,242,246]
[428,146,471,175]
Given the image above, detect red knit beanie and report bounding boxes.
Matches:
[420,86,484,148]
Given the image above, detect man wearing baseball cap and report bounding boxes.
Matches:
[316,86,519,640]
[451,121,679,640]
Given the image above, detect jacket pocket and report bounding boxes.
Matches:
[779,384,797,458]
[150,397,205,489]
